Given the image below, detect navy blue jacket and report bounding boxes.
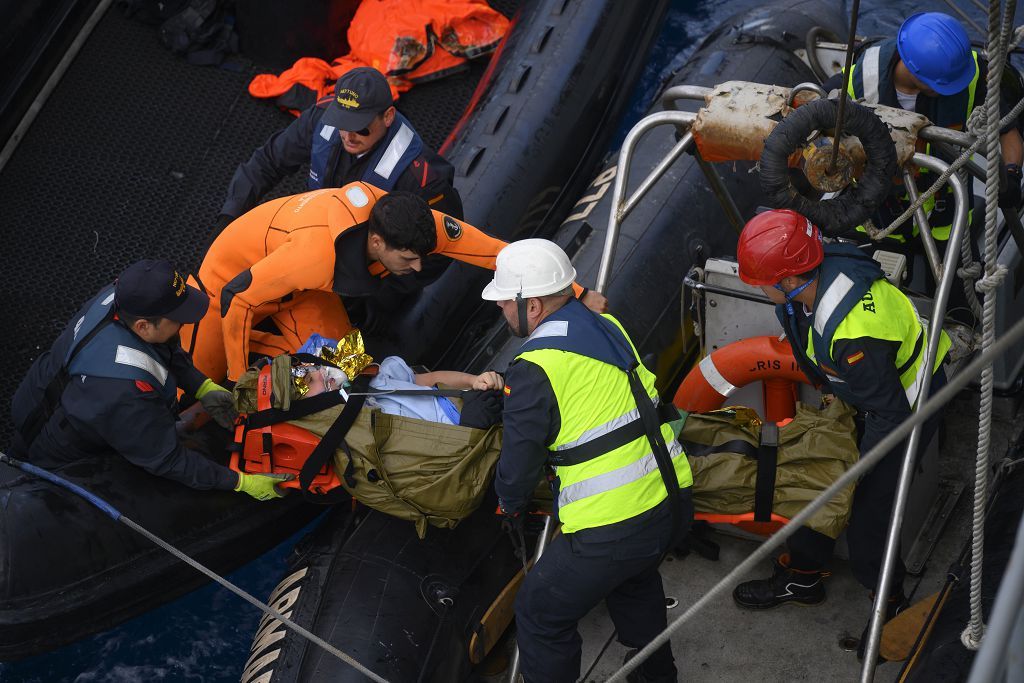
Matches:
[10,288,238,491]
[220,98,462,220]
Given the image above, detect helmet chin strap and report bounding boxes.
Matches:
[775,276,816,316]
[515,291,530,338]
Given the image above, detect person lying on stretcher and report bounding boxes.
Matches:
[302,355,504,429]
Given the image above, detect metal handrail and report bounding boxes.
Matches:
[902,168,945,281]
[860,152,970,680]
[595,111,696,293]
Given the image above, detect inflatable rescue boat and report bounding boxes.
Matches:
[0,0,663,660]
[241,2,849,681]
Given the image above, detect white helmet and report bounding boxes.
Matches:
[481,239,577,301]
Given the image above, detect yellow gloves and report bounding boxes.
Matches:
[234,472,295,501]
[196,378,238,429]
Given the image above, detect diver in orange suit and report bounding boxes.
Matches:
[183,182,607,381]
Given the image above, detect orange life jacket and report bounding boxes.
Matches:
[347,0,509,85]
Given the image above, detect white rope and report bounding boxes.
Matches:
[962,0,1018,652]
[605,315,1024,681]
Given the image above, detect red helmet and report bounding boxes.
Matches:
[737,209,824,286]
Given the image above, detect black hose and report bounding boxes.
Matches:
[760,97,897,235]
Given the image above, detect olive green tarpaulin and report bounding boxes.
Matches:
[680,400,859,539]
[236,355,502,538]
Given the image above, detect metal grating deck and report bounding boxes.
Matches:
[0,2,515,448]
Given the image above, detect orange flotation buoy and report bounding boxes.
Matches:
[673,334,811,422]
[675,336,816,536]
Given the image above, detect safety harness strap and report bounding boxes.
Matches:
[624,364,683,540]
[298,375,371,496]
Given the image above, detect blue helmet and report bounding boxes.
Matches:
[897,12,977,96]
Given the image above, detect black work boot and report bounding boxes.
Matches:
[732,554,828,609]
[856,590,909,663]
[623,648,677,683]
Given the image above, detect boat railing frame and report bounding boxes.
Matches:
[593,84,973,679]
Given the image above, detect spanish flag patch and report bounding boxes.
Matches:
[846,351,865,366]
[503,385,511,396]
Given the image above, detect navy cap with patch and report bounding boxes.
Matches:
[115,259,209,323]
[323,67,394,132]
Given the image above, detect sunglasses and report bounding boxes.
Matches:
[348,115,381,137]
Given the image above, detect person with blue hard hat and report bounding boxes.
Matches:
[823,11,1024,244]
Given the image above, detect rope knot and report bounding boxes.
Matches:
[975,264,1009,293]
[967,107,988,136]
[960,623,986,651]
[958,263,983,280]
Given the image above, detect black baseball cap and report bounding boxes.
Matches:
[322,67,394,131]
[115,259,209,323]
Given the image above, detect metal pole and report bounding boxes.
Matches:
[595,110,697,293]
[902,168,944,282]
[620,132,694,220]
[829,0,861,174]
[659,85,712,110]
[859,153,969,680]
[662,88,744,235]
[506,516,554,683]
[0,0,115,175]
[918,125,985,154]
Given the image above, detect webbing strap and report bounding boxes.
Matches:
[754,423,779,523]
[682,423,780,523]
[244,391,347,429]
[298,376,370,494]
[550,402,681,467]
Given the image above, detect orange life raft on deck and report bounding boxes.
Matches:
[674,335,816,535]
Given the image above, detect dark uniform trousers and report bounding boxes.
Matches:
[516,489,693,683]
[789,369,948,590]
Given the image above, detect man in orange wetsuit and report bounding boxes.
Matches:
[183,182,607,382]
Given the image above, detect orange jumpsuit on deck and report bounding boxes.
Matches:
[184,182,562,382]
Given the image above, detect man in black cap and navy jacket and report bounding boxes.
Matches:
[218,66,463,228]
[10,259,290,500]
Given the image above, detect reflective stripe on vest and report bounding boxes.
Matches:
[554,395,658,454]
[517,313,692,533]
[807,278,950,406]
[558,439,686,509]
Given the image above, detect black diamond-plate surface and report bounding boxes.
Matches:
[0,2,515,449]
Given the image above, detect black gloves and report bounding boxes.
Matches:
[458,389,504,430]
[1000,164,1023,210]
